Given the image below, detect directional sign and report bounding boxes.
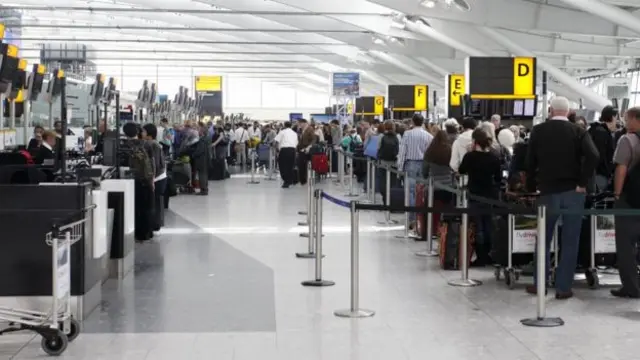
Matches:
[388,85,428,111]
[448,74,465,106]
[374,96,384,115]
[195,75,222,93]
[466,57,536,100]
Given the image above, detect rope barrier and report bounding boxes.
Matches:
[321,192,351,208]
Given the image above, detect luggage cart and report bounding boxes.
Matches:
[0,206,94,356]
[494,193,559,289]
[584,195,616,289]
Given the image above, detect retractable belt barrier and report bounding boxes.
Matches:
[305,151,640,327]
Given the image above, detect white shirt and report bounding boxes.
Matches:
[234,127,249,143]
[315,128,325,143]
[274,128,299,148]
[450,129,473,172]
[248,127,261,139]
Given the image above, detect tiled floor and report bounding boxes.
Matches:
[4,174,640,359]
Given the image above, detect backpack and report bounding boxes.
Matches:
[378,134,399,161]
[623,133,640,208]
[129,143,154,184]
[349,135,363,153]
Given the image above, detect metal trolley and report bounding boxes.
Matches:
[0,206,94,356]
[495,193,559,289]
[584,194,617,289]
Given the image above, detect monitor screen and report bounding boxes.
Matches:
[524,99,535,117]
[513,100,524,116]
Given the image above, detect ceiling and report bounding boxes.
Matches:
[1,0,639,102]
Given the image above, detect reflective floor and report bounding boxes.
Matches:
[3,174,640,359]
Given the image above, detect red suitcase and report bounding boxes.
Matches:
[311,153,329,175]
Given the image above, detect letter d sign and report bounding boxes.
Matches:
[513,57,535,97]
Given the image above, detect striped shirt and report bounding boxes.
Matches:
[397,127,433,169]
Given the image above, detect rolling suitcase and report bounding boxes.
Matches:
[439,215,475,270]
[311,153,329,175]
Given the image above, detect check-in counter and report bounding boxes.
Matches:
[101,179,135,279]
[0,183,102,320]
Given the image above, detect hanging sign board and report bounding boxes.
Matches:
[388,85,428,111]
[466,57,536,100]
[195,75,222,93]
[448,74,465,107]
[354,96,385,115]
[331,72,360,97]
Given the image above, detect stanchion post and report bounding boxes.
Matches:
[416,176,438,256]
[366,160,373,202]
[302,190,335,287]
[447,175,482,287]
[296,172,316,258]
[370,161,376,203]
[266,147,276,181]
[248,149,260,184]
[378,165,399,225]
[521,205,564,327]
[344,156,359,197]
[299,164,313,230]
[334,201,375,318]
[396,172,418,240]
[328,148,333,178]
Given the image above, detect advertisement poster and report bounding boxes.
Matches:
[594,215,615,254]
[332,72,360,97]
[56,245,70,300]
[512,215,558,253]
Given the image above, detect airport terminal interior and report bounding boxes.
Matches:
[3,0,640,359]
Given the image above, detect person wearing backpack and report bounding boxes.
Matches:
[377,121,400,197]
[611,106,640,298]
[123,123,155,241]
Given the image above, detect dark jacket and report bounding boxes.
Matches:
[148,141,166,178]
[588,122,615,178]
[526,119,599,194]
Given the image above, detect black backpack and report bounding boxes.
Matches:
[623,133,640,208]
[129,143,154,184]
[378,134,399,161]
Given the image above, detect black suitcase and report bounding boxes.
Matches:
[490,215,535,268]
[210,158,226,181]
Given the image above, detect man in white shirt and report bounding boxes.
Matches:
[234,123,249,167]
[450,117,477,173]
[274,121,299,188]
[248,121,262,140]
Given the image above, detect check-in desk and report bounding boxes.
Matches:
[0,183,102,320]
[101,179,135,279]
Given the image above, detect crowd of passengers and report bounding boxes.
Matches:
[264,97,638,301]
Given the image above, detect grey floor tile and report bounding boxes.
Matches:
[13,177,640,360]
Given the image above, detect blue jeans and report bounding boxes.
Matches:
[403,160,422,222]
[534,190,586,293]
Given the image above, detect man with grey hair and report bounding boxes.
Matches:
[525,96,599,300]
[491,114,503,137]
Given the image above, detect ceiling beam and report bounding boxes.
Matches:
[0,6,392,16]
[13,37,351,46]
[4,23,371,33]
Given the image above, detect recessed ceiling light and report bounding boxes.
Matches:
[420,0,437,8]
[372,36,386,45]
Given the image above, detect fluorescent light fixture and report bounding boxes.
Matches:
[387,36,405,46]
[420,0,437,8]
[372,36,386,45]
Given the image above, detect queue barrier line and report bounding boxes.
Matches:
[321,192,351,208]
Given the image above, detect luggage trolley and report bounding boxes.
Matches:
[0,206,94,356]
[583,194,617,289]
[494,193,559,289]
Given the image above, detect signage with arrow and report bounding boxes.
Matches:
[449,74,464,107]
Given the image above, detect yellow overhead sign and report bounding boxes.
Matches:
[0,24,4,40]
[6,44,18,58]
[413,85,427,111]
[18,59,27,71]
[347,101,353,114]
[374,96,384,115]
[37,64,46,75]
[449,74,465,106]
[513,57,535,97]
[195,75,222,92]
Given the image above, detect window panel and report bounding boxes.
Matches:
[261,81,295,108]
[296,90,329,108]
[226,77,261,108]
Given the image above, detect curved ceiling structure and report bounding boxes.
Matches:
[1,0,639,106]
